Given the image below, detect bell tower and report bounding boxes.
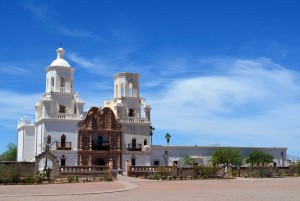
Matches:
[33,48,85,165]
[105,72,152,172]
[114,72,140,99]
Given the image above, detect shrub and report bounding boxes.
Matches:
[21,176,36,184]
[232,170,238,177]
[102,172,113,181]
[192,165,218,179]
[278,171,284,177]
[36,170,46,183]
[192,166,202,179]
[289,162,300,175]
[202,174,209,179]
[158,167,169,180]
[153,172,161,180]
[67,174,76,182]
[0,164,21,184]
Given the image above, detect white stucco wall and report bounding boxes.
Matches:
[150,145,288,167]
[17,124,35,162]
[35,120,80,156]
[53,151,78,166]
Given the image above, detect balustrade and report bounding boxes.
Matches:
[50,114,77,119]
[56,142,72,150]
[127,143,142,151]
[60,165,109,174]
[120,117,148,123]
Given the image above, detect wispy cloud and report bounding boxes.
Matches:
[68,53,95,68]
[0,90,39,126]
[67,51,138,77]
[23,3,101,40]
[0,64,31,76]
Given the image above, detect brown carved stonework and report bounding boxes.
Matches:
[78,107,121,130]
[78,107,122,170]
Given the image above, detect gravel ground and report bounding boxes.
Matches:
[1,177,300,201]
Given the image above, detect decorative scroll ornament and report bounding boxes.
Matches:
[78,107,121,130]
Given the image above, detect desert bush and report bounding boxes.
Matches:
[36,170,46,183]
[192,165,218,179]
[21,176,36,184]
[67,174,76,182]
[289,162,300,175]
[102,172,113,181]
[0,164,21,184]
[232,170,238,177]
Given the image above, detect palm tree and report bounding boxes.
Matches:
[165,133,171,145]
[150,125,155,145]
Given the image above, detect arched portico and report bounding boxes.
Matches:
[35,152,60,178]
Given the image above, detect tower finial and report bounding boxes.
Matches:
[56,48,65,59]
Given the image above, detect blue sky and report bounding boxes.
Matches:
[1,0,300,158]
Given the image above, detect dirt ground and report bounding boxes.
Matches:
[1,177,300,201]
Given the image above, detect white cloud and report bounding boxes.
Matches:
[68,53,95,68]
[0,65,31,76]
[149,58,300,151]
[0,90,39,129]
[0,91,38,119]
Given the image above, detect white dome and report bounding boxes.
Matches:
[50,47,71,67]
[50,59,71,67]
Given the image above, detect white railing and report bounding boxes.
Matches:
[36,114,78,120]
[51,114,77,119]
[120,117,148,123]
[60,166,109,174]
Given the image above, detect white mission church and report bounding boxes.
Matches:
[17,48,288,172]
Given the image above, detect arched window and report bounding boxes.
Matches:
[60,77,65,92]
[121,83,125,96]
[132,138,136,149]
[59,105,66,113]
[129,82,133,97]
[131,158,136,166]
[60,155,66,166]
[144,139,147,146]
[61,134,66,148]
[128,109,134,117]
[115,85,118,97]
[60,77,65,87]
[47,134,51,144]
[51,77,54,90]
[74,104,77,114]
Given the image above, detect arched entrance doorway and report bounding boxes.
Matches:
[95,159,106,166]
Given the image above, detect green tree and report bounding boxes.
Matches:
[150,125,155,145]
[165,133,171,145]
[1,143,17,161]
[246,150,274,167]
[180,156,196,167]
[211,148,243,177]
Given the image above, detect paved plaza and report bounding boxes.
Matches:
[1,176,300,201]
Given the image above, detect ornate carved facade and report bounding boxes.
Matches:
[78,107,122,169]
